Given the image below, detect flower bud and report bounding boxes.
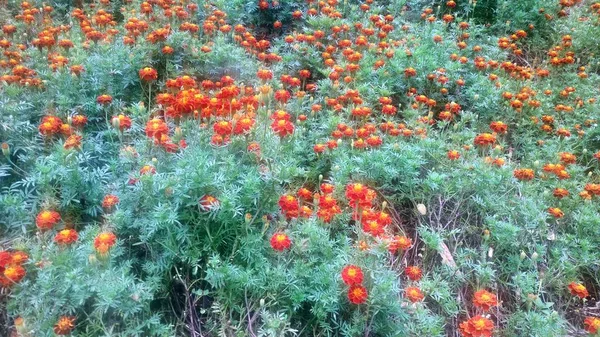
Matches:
[1,142,9,157]
[416,203,427,215]
[520,251,526,260]
[112,116,120,129]
[531,252,539,260]
[175,126,183,138]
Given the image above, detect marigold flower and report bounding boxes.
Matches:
[347,284,368,304]
[405,266,422,281]
[584,316,600,334]
[405,286,424,303]
[54,316,76,335]
[96,94,113,105]
[64,135,82,150]
[513,168,535,181]
[199,195,220,211]
[553,188,569,199]
[102,194,119,210]
[459,315,494,337]
[548,207,564,218]
[341,265,364,285]
[139,68,160,81]
[54,229,79,245]
[112,114,132,131]
[447,150,460,160]
[270,232,291,251]
[568,282,589,298]
[36,210,61,230]
[473,290,498,311]
[94,232,117,255]
[3,264,25,283]
[10,251,28,265]
[145,118,169,139]
[474,133,496,147]
[389,235,412,253]
[271,119,294,137]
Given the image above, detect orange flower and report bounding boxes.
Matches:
[145,118,169,139]
[139,67,158,82]
[10,251,28,265]
[474,133,496,147]
[3,264,25,283]
[405,286,424,302]
[341,265,364,285]
[112,114,132,131]
[347,284,368,304]
[270,232,291,251]
[270,119,294,137]
[199,195,220,211]
[36,210,61,230]
[447,150,460,160]
[389,235,412,253]
[584,316,600,334]
[473,290,498,311]
[548,207,564,218]
[459,315,494,337]
[102,194,119,210]
[489,121,508,134]
[54,316,76,335]
[568,282,589,298]
[54,229,79,245]
[513,168,535,181]
[96,94,113,105]
[94,232,117,255]
[405,266,422,281]
[64,135,82,150]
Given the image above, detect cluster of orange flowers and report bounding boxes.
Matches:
[0,250,28,288]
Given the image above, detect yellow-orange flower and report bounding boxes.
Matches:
[473,290,498,311]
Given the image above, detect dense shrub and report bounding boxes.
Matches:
[1,0,600,336]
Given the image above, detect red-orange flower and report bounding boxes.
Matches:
[145,118,169,139]
[102,194,120,210]
[199,195,220,211]
[3,264,25,283]
[405,286,424,303]
[513,168,534,181]
[139,67,158,82]
[474,133,496,147]
[405,266,422,281]
[54,229,79,245]
[97,94,113,105]
[473,290,498,311]
[584,316,600,334]
[389,235,412,253]
[271,119,294,137]
[54,316,76,335]
[94,232,117,255]
[347,284,368,304]
[36,210,61,230]
[568,282,589,298]
[341,265,364,285]
[548,207,564,218]
[270,232,291,251]
[459,315,494,337]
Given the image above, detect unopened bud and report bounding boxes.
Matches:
[1,142,9,157]
[416,203,427,215]
[112,116,120,129]
[175,126,183,138]
[531,252,539,260]
[382,201,387,211]
[520,251,527,260]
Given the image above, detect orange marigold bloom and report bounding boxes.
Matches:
[559,152,576,165]
[405,266,422,281]
[474,133,496,147]
[473,290,498,311]
[459,315,494,337]
[348,284,368,304]
[64,135,82,150]
[102,194,119,209]
[139,67,158,82]
[270,119,294,137]
[489,121,508,134]
[36,210,61,230]
[145,118,169,139]
[270,232,291,251]
[513,168,534,181]
[96,94,113,105]
[54,229,79,245]
[274,89,291,103]
[447,150,460,160]
[341,265,363,285]
[3,264,25,283]
[568,282,589,298]
[389,235,412,253]
[112,114,132,131]
[548,207,564,218]
[94,232,117,255]
[405,286,424,302]
[199,195,220,211]
[10,251,28,265]
[584,316,600,334]
[553,188,569,199]
[54,316,76,335]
